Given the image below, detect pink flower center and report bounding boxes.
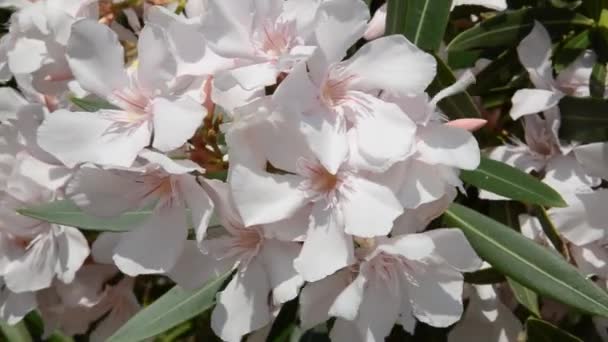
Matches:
[296,158,352,207]
[254,19,299,59]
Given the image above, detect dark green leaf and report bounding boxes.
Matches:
[426,55,482,118]
[590,62,607,98]
[469,49,525,95]
[70,97,118,112]
[464,268,507,284]
[108,271,232,342]
[559,96,608,142]
[526,318,583,341]
[18,200,152,232]
[554,29,592,73]
[0,321,32,342]
[386,0,453,51]
[444,203,608,317]
[532,205,570,259]
[461,157,567,207]
[508,278,541,317]
[267,298,300,342]
[447,8,594,52]
[550,0,583,10]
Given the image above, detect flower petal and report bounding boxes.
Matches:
[230,163,307,226]
[416,124,480,170]
[67,19,128,97]
[425,229,482,272]
[299,270,349,329]
[167,241,234,290]
[517,21,554,89]
[574,142,608,180]
[345,35,437,95]
[113,207,188,276]
[37,110,151,168]
[152,97,205,152]
[509,89,564,120]
[211,259,271,342]
[258,239,303,305]
[341,176,403,238]
[294,204,355,282]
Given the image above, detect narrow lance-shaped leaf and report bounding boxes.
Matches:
[18,200,152,232]
[70,96,118,112]
[558,96,608,143]
[108,271,232,342]
[444,203,608,317]
[460,157,567,208]
[426,54,482,119]
[532,205,570,260]
[447,8,594,53]
[385,0,453,51]
[526,318,583,341]
[0,321,32,342]
[507,278,540,317]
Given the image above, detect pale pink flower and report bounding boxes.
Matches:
[168,180,304,341]
[69,150,214,276]
[37,20,205,168]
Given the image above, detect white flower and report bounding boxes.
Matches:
[37,20,205,168]
[69,150,214,276]
[300,229,481,341]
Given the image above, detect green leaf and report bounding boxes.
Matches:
[0,321,32,342]
[385,0,453,51]
[426,55,482,119]
[460,157,567,207]
[532,206,570,259]
[464,268,506,284]
[559,96,608,142]
[554,29,592,73]
[590,62,607,98]
[108,271,232,342]
[526,318,583,341]
[508,278,541,317]
[444,203,608,318]
[468,48,525,95]
[447,8,594,52]
[70,96,118,112]
[18,200,152,232]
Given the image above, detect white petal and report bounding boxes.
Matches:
[452,0,507,10]
[570,243,608,277]
[329,272,366,320]
[486,144,544,173]
[299,270,349,329]
[67,167,143,217]
[341,176,402,237]
[91,233,121,265]
[543,154,599,194]
[363,3,387,40]
[5,232,56,293]
[0,87,27,120]
[152,96,205,152]
[416,124,480,170]
[345,35,437,95]
[392,189,456,235]
[425,229,482,272]
[230,163,307,226]
[312,0,369,64]
[136,23,177,93]
[549,190,608,246]
[397,160,449,208]
[509,89,564,120]
[353,97,416,171]
[224,63,278,90]
[377,233,435,261]
[177,176,214,246]
[67,19,128,97]
[294,204,355,282]
[301,111,348,174]
[409,266,465,327]
[37,110,151,168]
[448,284,522,342]
[211,259,271,342]
[113,207,188,276]
[167,241,234,290]
[7,38,46,74]
[517,21,554,89]
[574,142,608,180]
[54,225,90,284]
[354,277,401,342]
[258,239,303,305]
[203,0,255,59]
[556,50,596,96]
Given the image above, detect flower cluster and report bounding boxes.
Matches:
[2,0,608,341]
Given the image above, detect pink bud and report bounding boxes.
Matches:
[445,118,487,132]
